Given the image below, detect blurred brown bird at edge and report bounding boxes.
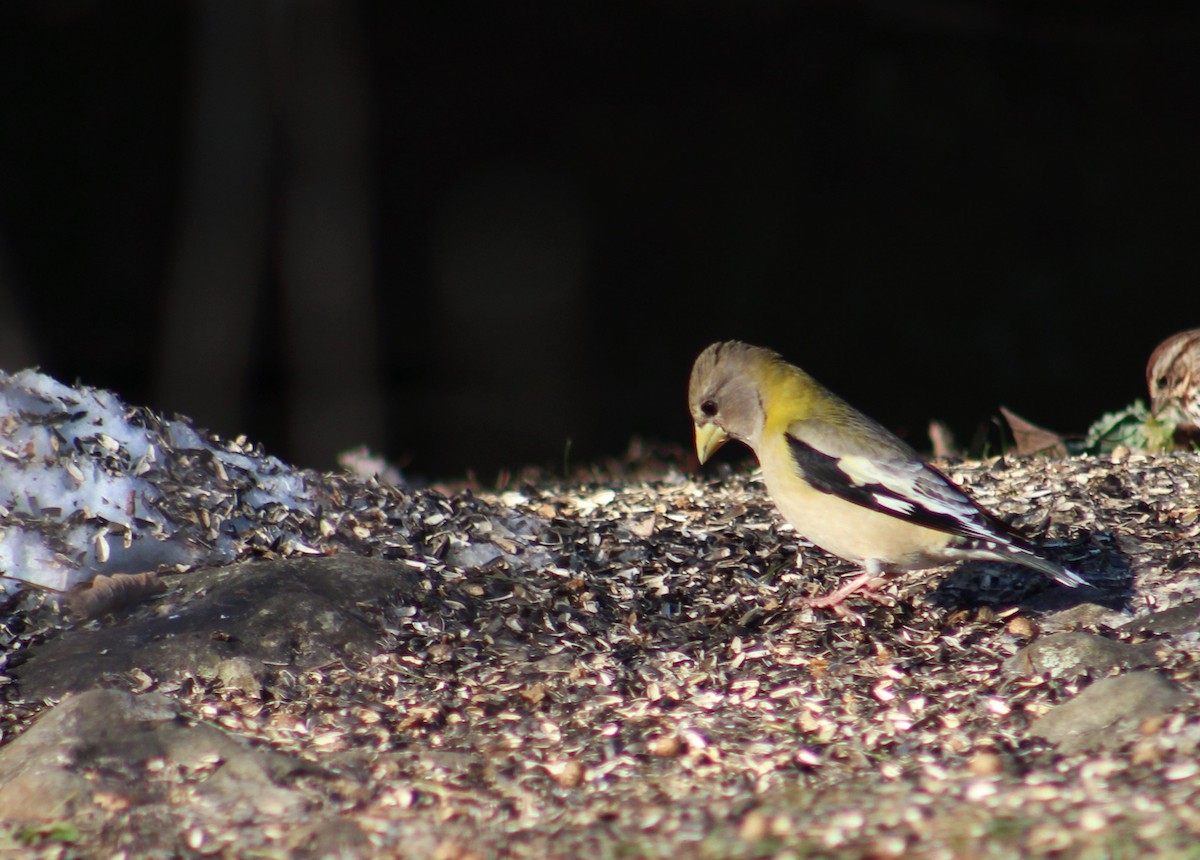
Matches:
[1148,328,1200,446]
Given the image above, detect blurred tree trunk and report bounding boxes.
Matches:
[0,236,35,371]
[431,168,592,476]
[158,2,270,436]
[161,2,381,468]
[272,1,383,468]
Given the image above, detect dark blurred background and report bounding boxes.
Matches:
[0,2,1196,479]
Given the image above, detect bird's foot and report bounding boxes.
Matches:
[793,571,890,624]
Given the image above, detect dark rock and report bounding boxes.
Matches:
[1031,672,1187,755]
[12,556,419,700]
[1005,631,1160,678]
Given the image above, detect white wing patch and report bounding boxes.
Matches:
[838,454,997,540]
[873,494,916,515]
[837,455,900,488]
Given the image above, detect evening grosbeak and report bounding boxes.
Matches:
[688,341,1085,614]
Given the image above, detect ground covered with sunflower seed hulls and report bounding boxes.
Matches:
[2,446,1200,859]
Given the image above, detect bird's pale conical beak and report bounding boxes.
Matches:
[694,422,729,465]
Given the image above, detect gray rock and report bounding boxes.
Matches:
[215,655,268,694]
[13,556,421,700]
[1129,601,1200,637]
[0,688,318,823]
[291,817,374,859]
[1039,602,1131,632]
[1031,671,1187,754]
[1004,631,1160,678]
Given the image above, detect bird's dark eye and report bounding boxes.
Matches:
[700,399,718,417]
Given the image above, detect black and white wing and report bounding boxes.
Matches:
[786,418,1085,587]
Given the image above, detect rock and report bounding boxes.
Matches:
[0,689,172,821]
[290,818,374,859]
[1005,631,1160,678]
[1039,602,1131,631]
[1031,671,1187,754]
[1129,601,1200,637]
[215,656,268,694]
[0,688,317,823]
[12,556,420,700]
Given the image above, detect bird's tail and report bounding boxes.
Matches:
[998,544,1088,589]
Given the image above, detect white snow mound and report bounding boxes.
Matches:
[0,369,316,593]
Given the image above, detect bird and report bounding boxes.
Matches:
[1147,328,1200,442]
[688,341,1086,616]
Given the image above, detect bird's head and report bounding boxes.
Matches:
[688,341,773,463]
[1147,328,1200,432]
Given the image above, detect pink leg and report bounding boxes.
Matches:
[793,564,890,622]
[801,571,878,607]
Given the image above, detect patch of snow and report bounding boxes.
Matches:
[0,369,319,593]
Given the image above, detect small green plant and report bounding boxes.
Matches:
[14,820,81,846]
[1083,400,1178,454]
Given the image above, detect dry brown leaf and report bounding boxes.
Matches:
[999,407,1068,457]
[927,420,958,459]
[66,571,167,620]
[627,515,657,539]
